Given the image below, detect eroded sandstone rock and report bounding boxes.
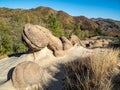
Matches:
[12,61,43,90]
[22,23,50,52]
[22,23,73,57]
[60,36,73,50]
[48,35,63,56]
[69,34,82,46]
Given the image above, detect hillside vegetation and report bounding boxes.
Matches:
[0,6,120,56]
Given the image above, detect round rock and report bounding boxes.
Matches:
[22,24,50,51]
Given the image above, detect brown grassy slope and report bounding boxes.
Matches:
[92,18,120,36]
[74,16,98,32]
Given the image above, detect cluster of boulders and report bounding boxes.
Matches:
[22,23,82,57]
[81,37,112,48]
[1,24,117,90]
[10,24,82,90]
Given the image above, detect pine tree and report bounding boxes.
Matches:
[47,13,64,37]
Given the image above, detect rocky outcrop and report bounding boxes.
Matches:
[1,23,119,90]
[49,36,63,51]
[22,24,75,57]
[12,61,43,89]
[12,61,54,90]
[69,34,82,46]
[81,36,113,48]
[48,35,63,57]
[60,36,73,50]
[0,46,93,90]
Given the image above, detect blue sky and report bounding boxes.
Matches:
[0,0,120,20]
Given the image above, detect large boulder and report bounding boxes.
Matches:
[60,36,73,50]
[69,34,82,46]
[22,24,51,52]
[22,23,64,57]
[48,35,63,57]
[12,61,44,90]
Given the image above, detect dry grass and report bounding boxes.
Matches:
[64,49,120,90]
[0,54,8,60]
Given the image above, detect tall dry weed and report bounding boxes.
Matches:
[64,49,119,90]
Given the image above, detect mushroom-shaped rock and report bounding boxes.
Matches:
[22,23,50,52]
[60,36,73,50]
[69,34,82,46]
[48,35,63,57]
[22,24,64,57]
[12,61,44,90]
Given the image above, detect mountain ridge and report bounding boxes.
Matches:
[0,6,120,55]
[0,6,120,37]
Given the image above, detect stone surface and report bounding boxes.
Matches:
[60,36,73,50]
[53,50,64,57]
[12,61,43,89]
[22,24,65,57]
[80,38,112,48]
[48,35,63,51]
[48,35,64,56]
[69,34,82,46]
[0,46,98,90]
[22,23,50,52]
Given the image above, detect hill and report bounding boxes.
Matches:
[92,18,120,36]
[0,6,120,55]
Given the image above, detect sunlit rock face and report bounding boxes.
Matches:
[12,61,55,90]
[22,23,51,52]
[69,34,82,46]
[22,23,65,57]
[60,36,73,50]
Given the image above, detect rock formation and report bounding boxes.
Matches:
[60,36,73,50]
[12,61,54,90]
[22,24,50,52]
[22,23,65,57]
[80,36,112,48]
[1,24,117,90]
[0,45,94,90]
[69,34,82,46]
[48,35,63,57]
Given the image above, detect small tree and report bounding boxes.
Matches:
[74,23,89,39]
[47,13,64,37]
[95,27,102,35]
[74,23,82,38]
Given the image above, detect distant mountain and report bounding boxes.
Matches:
[74,16,120,36]
[74,16,98,35]
[91,18,120,36]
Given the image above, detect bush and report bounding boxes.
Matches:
[12,41,27,54]
[73,23,89,39]
[47,13,64,37]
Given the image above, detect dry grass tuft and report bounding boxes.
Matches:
[64,49,120,90]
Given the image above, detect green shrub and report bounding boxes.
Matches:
[73,23,89,39]
[47,13,64,37]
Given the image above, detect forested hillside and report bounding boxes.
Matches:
[0,6,120,56]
